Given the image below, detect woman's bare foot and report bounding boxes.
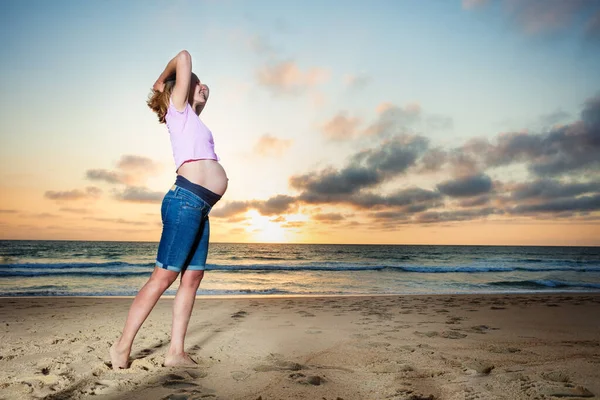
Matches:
[164,351,198,367]
[109,341,130,370]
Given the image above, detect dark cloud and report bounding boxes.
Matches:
[45,187,102,201]
[459,195,490,207]
[312,213,345,222]
[86,169,124,184]
[416,207,500,223]
[370,210,411,221]
[351,187,443,210]
[254,195,297,216]
[291,135,429,197]
[211,201,251,218]
[86,155,162,185]
[437,174,493,198]
[510,179,600,201]
[113,187,163,204]
[418,95,600,177]
[509,193,600,215]
[417,148,448,173]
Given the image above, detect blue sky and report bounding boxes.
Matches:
[1,0,599,244]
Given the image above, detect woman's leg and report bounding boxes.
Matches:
[110,267,178,369]
[165,269,205,366]
[165,216,210,366]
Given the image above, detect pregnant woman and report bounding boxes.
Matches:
[110,50,228,369]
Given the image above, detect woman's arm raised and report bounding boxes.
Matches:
[153,50,192,111]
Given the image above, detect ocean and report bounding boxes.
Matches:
[1,240,599,297]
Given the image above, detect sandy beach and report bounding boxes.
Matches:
[0,293,599,400]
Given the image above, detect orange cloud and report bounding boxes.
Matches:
[321,112,362,140]
[256,61,329,95]
[253,134,293,157]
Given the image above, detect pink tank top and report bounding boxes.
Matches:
[165,98,220,171]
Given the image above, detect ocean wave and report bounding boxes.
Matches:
[1,262,600,276]
[0,270,151,278]
[0,262,153,270]
[0,287,293,297]
[489,280,600,290]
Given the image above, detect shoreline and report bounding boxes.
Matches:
[1,290,600,300]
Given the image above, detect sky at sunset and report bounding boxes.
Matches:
[1,0,599,245]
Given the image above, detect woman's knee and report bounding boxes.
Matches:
[180,270,204,288]
[150,267,178,290]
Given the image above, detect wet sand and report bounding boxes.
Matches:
[1,293,599,399]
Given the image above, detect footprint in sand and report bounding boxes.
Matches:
[289,372,324,386]
[463,360,495,376]
[305,328,322,334]
[297,310,316,317]
[231,370,249,381]
[469,325,495,334]
[231,310,248,319]
[445,316,463,325]
[440,330,467,339]
[254,359,304,372]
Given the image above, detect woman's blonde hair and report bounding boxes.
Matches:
[147,76,176,124]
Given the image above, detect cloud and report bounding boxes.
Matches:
[509,193,600,215]
[45,187,102,201]
[211,200,250,218]
[256,61,329,95]
[254,195,297,216]
[418,94,600,177]
[0,209,18,213]
[465,0,600,41]
[86,155,162,185]
[117,155,161,173]
[217,96,599,226]
[364,103,422,137]
[59,207,91,214]
[437,174,493,197]
[86,169,123,184]
[211,196,296,218]
[312,212,345,222]
[253,134,293,157]
[417,207,500,223]
[321,112,362,141]
[290,134,429,197]
[113,187,164,204]
[509,179,600,201]
[458,195,491,207]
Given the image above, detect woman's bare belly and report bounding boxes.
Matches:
[177,159,228,196]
